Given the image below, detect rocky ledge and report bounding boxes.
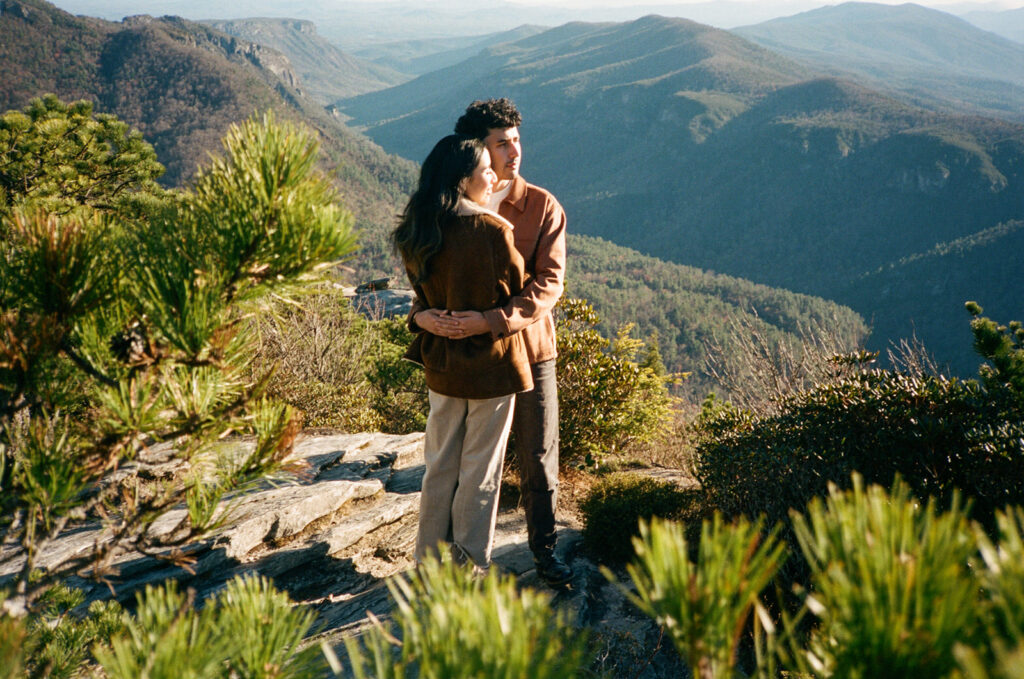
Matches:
[3,431,692,677]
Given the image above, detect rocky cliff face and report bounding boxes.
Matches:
[121,14,305,94]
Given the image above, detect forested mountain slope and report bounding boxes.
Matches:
[0,0,417,273]
[339,14,1024,372]
[568,234,868,377]
[352,25,549,77]
[843,220,1024,375]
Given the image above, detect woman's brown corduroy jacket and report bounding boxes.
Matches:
[403,204,534,399]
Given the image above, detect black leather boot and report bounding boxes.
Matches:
[534,551,573,588]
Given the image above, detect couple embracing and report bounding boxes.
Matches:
[393,98,572,587]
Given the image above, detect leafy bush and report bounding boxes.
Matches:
[249,285,385,431]
[580,472,696,563]
[619,515,786,679]
[693,307,1024,534]
[366,317,429,434]
[787,476,981,678]
[96,575,322,679]
[556,298,676,467]
[341,555,589,679]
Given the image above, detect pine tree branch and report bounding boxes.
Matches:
[59,338,117,388]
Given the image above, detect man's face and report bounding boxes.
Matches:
[483,126,521,183]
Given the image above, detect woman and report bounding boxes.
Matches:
[394,134,533,571]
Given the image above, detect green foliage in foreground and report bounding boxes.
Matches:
[788,478,980,678]
[5,476,1022,679]
[13,583,125,679]
[613,476,1024,679]
[693,305,1024,536]
[0,104,356,613]
[341,555,590,679]
[1,575,319,679]
[0,95,165,219]
[580,472,696,563]
[97,576,321,679]
[620,515,786,679]
[556,298,677,467]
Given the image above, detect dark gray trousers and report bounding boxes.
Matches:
[512,359,560,556]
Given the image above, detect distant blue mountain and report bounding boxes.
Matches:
[962,6,1024,45]
[733,2,1024,122]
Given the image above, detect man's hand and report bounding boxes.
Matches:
[448,310,490,337]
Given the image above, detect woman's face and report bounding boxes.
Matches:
[463,149,498,206]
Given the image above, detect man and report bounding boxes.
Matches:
[410,98,572,587]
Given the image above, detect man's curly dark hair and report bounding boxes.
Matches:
[454,98,523,139]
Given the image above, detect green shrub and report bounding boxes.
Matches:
[968,301,1024,402]
[0,94,165,220]
[556,298,676,467]
[366,317,429,434]
[619,515,787,679]
[250,286,385,431]
[580,472,696,563]
[973,506,1024,665]
[17,583,125,679]
[96,575,322,679]
[1,109,355,617]
[341,555,589,679]
[614,475,1024,679]
[786,476,982,679]
[693,308,1024,535]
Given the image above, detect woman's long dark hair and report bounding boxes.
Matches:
[393,135,486,285]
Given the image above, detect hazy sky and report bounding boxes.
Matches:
[46,0,1024,44]
[505,0,1024,6]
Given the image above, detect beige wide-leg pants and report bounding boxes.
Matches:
[415,389,515,569]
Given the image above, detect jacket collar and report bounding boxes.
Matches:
[503,175,528,214]
[456,198,515,230]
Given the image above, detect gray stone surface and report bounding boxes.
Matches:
[8,429,693,677]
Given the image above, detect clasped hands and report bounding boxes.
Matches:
[414,309,490,339]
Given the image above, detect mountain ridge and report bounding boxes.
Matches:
[340,12,1024,373]
[961,6,1024,45]
[202,17,408,103]
[0,0,874,386]
[352,25,550,77]
[733,1,1024,122]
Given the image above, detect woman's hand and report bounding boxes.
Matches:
[414,309,489,338]
[415,309,461,337]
